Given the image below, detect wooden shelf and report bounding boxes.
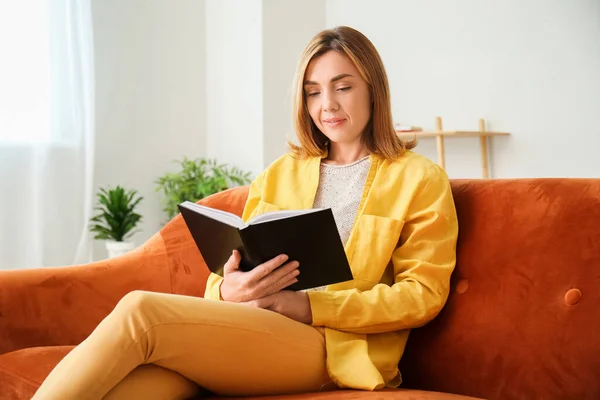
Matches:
[396,131,510,139]
[396,117,510,179]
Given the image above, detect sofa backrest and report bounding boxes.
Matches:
[400,179,600,400]
[164,179,600,400]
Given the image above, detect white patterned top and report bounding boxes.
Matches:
[306,155,371,291]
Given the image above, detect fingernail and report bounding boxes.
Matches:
[281,254,288,261]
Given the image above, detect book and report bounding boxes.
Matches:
[178,201,354,291]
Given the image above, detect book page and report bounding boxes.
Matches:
[179,201,245,229]
[247,208,325,225]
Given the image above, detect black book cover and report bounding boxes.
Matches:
[178,202,354,291]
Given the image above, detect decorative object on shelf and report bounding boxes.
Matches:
[155,157,252,220]
[394,123,423,132]
[396,117,510,178]
[90,186,144,258]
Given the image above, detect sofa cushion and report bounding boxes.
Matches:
[0,346,482,400]
[210,389,483,399]
[0,346,74,400]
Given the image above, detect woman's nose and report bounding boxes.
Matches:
[322,91,339,113]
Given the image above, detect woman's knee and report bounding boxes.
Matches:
[115,290,161,315]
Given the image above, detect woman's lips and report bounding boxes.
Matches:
[323,118,346,127]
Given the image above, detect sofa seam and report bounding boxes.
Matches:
[0,365,41,388]
[157,231,175,294]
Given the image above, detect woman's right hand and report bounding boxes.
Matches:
[219,250,300,303]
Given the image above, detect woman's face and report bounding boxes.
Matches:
[304,51,372,147]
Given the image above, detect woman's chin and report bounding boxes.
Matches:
[324,132,359,145]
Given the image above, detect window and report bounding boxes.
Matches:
[0,1,51,145]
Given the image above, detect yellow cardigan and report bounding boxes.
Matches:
[204,150,459,390]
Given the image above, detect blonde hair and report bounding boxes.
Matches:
[288,26,415,160]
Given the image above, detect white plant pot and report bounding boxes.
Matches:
[106,240,135,259]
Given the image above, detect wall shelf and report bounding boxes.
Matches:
[397,130,510,139]
[396,117,510,179]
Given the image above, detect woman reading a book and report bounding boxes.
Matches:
[34,26,458,399]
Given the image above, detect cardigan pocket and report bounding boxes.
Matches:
[350,214,404,283]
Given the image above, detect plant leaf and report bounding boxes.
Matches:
[89,185,143,242]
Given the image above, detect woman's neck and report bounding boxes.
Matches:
[323,143,370,165]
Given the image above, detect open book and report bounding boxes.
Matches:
[178,201,353,291]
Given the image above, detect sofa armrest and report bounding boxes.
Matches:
[0,186,250,356]
[0,233,172,355]
[162,186,250,297]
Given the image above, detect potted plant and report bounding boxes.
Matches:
[89,185,143,258]
[155,157,252,220]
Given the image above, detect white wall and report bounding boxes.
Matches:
[90,0,324,261]
[326,0,600,178]
[205,0,264,175]
[205,0,326,173]
[87,0,600,260]
[262,0,326,166]
[92,0,206,260]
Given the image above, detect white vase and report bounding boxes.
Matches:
[105,240,135,259]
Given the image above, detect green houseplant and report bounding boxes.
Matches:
[155,157,252,219]
[89,186,143,258]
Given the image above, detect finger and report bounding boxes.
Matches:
[239,299,260,308]
[264,276,299,297]
[256,262,299,295]
[259,260,299,285]
[250,254,289,280]
[223,250,241,275]
[240,296,274,309]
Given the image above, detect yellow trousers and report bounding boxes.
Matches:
[32,291,331,399]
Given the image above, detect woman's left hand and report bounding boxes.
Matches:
[243,291,313,324]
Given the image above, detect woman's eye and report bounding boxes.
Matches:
[307,92,320,97]
[338,87,351,92]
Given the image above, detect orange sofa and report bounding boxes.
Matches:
[1,179,599,400]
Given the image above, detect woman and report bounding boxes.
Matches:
[34,26,458,399]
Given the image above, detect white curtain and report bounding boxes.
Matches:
[0,0,95,269]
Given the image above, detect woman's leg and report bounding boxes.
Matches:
[33,291,329,400]
[104,364,201,400]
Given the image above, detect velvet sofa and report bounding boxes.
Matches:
[1,178,599,399]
